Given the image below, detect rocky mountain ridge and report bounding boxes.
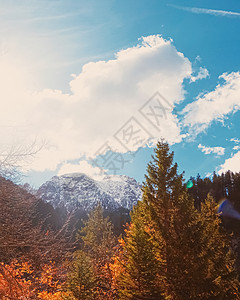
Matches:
[37,173,142,213]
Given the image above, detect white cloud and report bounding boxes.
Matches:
[233,146,240,151]
[198,144,225,156]
[0,35,194,172]
[191,67,209,83]
[182,72,240,133]
[58,160,103,179]
[230,138,240,143]
[171,5,240,18]
[219,151,240,174]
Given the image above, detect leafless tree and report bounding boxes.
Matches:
[0,140,44,182]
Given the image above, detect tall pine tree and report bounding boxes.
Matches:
[115,203,164,300]
[118,140,239,299]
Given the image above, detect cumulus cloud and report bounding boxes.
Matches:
[190,67,209,82]
[218,151,240,174]
[0,35,193,172]
[182,72,240,133]
[198,144,225,156]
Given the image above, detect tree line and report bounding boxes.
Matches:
[1,141,240,299]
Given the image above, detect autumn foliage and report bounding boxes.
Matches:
[1,142,240,299]
[0,260,69,299]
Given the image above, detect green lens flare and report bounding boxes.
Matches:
[186,180,193,189]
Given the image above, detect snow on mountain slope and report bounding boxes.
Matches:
[37,173,142,212]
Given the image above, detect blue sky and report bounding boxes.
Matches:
[0,0,240,186]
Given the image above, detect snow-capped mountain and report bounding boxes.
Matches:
[37,173,142,212]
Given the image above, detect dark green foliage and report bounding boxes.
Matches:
[66,250,96,300]
[118,141,239,299]
[79,204,117,265]
[72,204,118,298]
[188,171,240,210]
[117,204,164,300]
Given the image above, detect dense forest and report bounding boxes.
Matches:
[1,141,240,299]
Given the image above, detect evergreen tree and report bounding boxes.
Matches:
[80,204,116,261]
[127,140,239,299]
[79,204,117,298]
[197,195,239,298]
[116,203,164,300]
[66,250,95,300]
[141,140,185,297]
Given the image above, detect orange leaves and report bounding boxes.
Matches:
[38,290,71,300]
[0,260,67,299]
[118,237,125,248]
[39,262,60,289]
[0,260,34,299]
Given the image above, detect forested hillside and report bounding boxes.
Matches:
[1,141,240,299]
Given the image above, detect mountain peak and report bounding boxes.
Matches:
[37,172,142,212]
